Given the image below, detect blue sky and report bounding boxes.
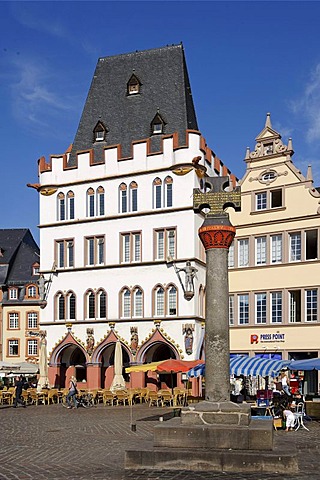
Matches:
[1,1,320,245]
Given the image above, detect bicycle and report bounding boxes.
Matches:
[61,392,95,408]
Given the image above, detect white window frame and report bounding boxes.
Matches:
[8,339,19,356]
[238,294,249,325]
[305,289,317,322]
[28,339,38,356]
[9,313,19,329]
[289,232,301,262]
[255,236,267,265]
[27,312,38,329]
[271,291,282,323]
[238,239,249,267]
[271,234,282,263]
[155,228,176,260]
[255,292,267,324]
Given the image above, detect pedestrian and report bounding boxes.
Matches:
[280,370,291,396]
[13,375,26,408]
[283,405,295,431]
[66,375,78,409]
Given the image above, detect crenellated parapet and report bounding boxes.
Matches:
[36,130,238,184]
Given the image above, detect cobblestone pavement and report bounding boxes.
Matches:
[0,402,319,480]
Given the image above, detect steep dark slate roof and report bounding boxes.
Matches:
[0,229,39,286]
[69,44,198,164]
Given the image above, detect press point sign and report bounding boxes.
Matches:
[250,332,285,344]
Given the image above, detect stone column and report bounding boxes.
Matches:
[198,215,236,402]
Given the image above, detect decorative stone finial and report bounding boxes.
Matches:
[265,113,272,128]
[287,137,293,151]
[307,164,314,182]
[245,147,250,160]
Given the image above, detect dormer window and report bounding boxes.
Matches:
[127,74,141,95]
[151,112,165,135]
[93,121,107,142]
[9,288,18,300]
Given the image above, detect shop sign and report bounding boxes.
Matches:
[250,332,285,344]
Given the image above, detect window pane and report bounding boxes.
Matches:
[229,295,234,325]
[88,293,95,318]
[238,239,249,267]
[88,238,94,265]
[228,242,234,268]
[155,185,161,209]
[306,289,317,322]
[167,230,175,258]
[99,193,105,216]
[89,194,95,217]
[131,188,138,212]
[271,235,282,263]
[69,294,76,320]
[134,234,141,262]
[28,340,38,356]
[9,313,19,329]
[255,293,267,324]
[156,288,164,316]
[99,291,106,318]
[168,287,177,315]
[134,289,143,316]
[59,198,65,220]
[239,294,249,324]
[58,295,65,320]
[256,192,267,210]
[166,183,172,207]
[123,235,130,262]
[28,312,38,329]
[271,292,282,323]
[58,242,65,268]
[123,290,131,317]
[121,190,127,213]
[289,290,301,322]
[256,237,266,265]
[67,242,74,267]
[9,340,19,355]
[69,197,75,220]
[157,231,164,259]
[98,239,104,264]
[290,233,301,261]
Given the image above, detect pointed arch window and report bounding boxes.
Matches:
[155,286,165,317]
[56,292,65,321]
[67,291,76,320]
[133,288,143,317]
[67,191,75,220]
[127,73,141,95]
[97,186,105,216]
[151,112,165,135]
[87,188,95,217]
[98,289,107,319]
[86,290,95,319]
[167,285,177,316]
[153,178,162,209]
[130,181,138,212]
[122,288,131,318]
[93,121,107,142]
[164,176,173,207]
[57,192,65,221]
[119,183,128,213]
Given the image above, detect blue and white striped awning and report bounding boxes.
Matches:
[230,356,290,377]
[188,357,290,378]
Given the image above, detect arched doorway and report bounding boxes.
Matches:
[144,342,178,391]
[59,345,87,388]
[99,343,130,389]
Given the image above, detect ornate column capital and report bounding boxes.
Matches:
[199,224,236,250]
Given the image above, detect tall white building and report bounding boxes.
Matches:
[30,45,235,390]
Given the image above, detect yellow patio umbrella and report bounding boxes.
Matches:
[125,361,164,373]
